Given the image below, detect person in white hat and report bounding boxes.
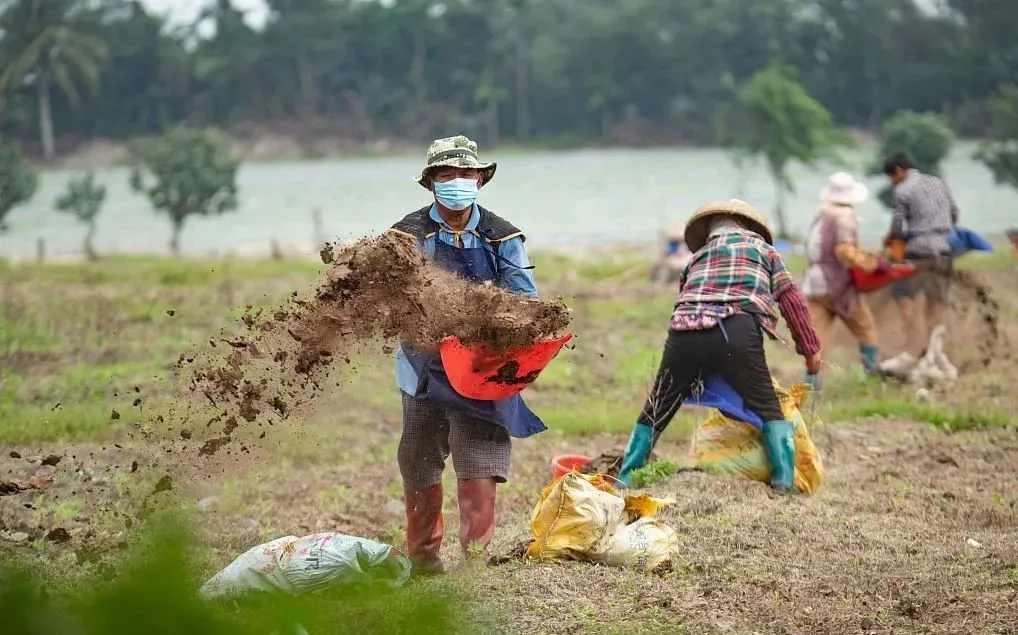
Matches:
[801,172,884,371]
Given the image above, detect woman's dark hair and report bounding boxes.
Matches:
[882,153,915,175]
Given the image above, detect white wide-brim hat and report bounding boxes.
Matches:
[820,171,869,205]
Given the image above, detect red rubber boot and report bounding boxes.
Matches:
[404,483,444,575]
[457,478,497,556]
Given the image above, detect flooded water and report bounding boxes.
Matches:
[2,146,1015,258]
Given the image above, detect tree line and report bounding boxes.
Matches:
[1,0,1017,160]
[2,82,1015,254]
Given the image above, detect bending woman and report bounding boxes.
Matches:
[616,200,822,492]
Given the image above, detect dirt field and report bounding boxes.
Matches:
[2,250,1017,634]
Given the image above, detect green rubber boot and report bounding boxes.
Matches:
[859,345,879,373]
[762,420,796,492]
[616,423,655,488]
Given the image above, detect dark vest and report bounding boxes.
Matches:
[390,205,545,439]
[389,205,525,248]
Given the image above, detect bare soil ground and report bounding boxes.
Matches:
[479,420,1018,634]
[2,255,1017,634]
[4,418,1015,633]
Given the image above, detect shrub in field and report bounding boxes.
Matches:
[0,517,462,635]
[719,64,845,239]
[55,171,106,260]
[869,111,955,207]
[0,145,38,232]
[129,127,239,256]
[975,84,1018,191]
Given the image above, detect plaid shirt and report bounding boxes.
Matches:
[671,232,794,338]
[891,170,959,257]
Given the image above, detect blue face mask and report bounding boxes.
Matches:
[433,178,479,210]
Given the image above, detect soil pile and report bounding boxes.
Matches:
[177,232,571,451]
[949,269,1007,368]
[830,267,1010,370]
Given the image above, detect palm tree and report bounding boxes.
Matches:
[0,0,107,160]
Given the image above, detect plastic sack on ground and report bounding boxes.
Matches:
[593,517,679,570]
[527,473,625,561]
[688,382,824,494]
[200,532,412,599]
[526,472,677,570]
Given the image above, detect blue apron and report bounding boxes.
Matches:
[683,374,764,430]
[402,238,547,439]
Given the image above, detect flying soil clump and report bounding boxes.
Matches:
[178,233,571,452]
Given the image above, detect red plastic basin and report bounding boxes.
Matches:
[440,333,573,401]
[851,262,918,293]
[551,454,591,481]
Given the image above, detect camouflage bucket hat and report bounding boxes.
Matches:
[415,135,497,189]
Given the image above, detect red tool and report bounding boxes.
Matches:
[439,333,573,400]
[850,262,918,293]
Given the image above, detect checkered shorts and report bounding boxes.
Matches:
[397,393,512,491]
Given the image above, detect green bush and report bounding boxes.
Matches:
[628,460,680,489]
[1,518,462,635]
[869,111,955,208]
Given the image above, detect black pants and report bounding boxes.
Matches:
[638,313,784,433]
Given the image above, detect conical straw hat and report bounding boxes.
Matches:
[684,199,773,252]
[661,223,686,241]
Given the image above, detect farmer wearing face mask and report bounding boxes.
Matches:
[387,135,542,575]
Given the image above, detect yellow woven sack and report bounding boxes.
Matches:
[688,382,824,494]
[527,472,678,569]
[527,472,625,561]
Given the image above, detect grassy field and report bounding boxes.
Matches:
[2,248,1017,634]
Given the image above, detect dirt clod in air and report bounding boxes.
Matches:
[950,269,1006,368]
[199,437,231,457]
[176,232,571,455]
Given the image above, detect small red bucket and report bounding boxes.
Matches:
[551,454,591,481]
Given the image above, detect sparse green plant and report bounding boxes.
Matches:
[129,127,240,256]
[628,460,680,489]
[50,499,83,522]
[55,171,107,260]
[0,145,38,232]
